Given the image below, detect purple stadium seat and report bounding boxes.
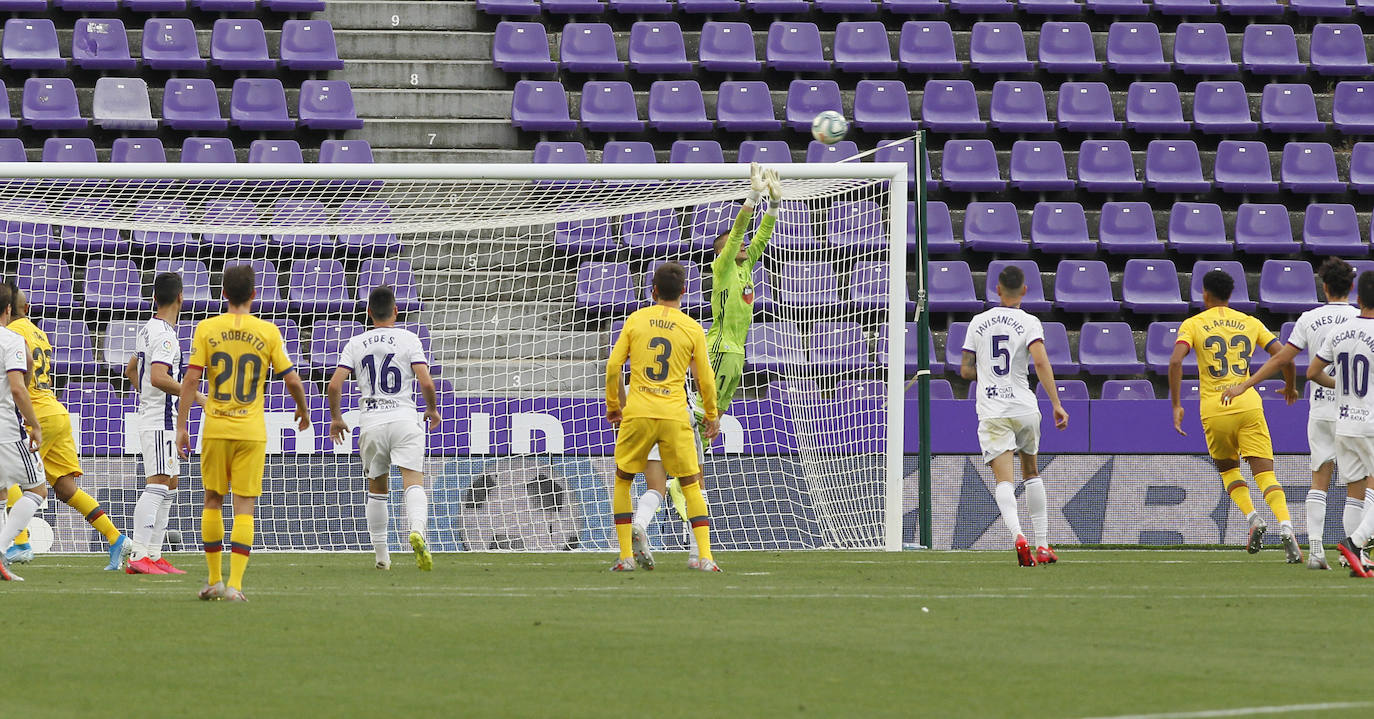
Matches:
[581,81,642,132]
[1038,22,1099,74]
[875,139,918,184]
[1126,83,1189,134]
[928,261,983,313]
[738,140,790,163]
[1242,26,1304,75]
[16,260,74,311]
[211,19,274,71]
[746,322,804,373]
[817,0,879,12]
[132,200,193,254]
[698,22,758,73]
[943,323,968,368]
[1303,204,1366,255]
[1100,202,1163,255]
[290,260,353,313]
[602,140,655,164]
[1078,140,1141,193]
[476,0,543,13]
[1057,82,1119,133]
[554,206,616,254]
[270,199,333,255]
[230,78,293,131]
[143,19,204,71]
[1219,0,1283,12]
[84,260,143,311]
[164,79,229,131]
[0,198,54,252]
[875,324,941,376]
[102,321,143,369]
[320,140,374,164]
[970,22,1032,73]
[964,202,1025,253]
[1010,141,1071,191]
[299,80,362,130]
[1101,380,1155,399]
[493,22,556,73]
[1259,260,1319,312]
[263,0,327,9]
[1277,322,1311,373]
[0,0,48,8]
[202,200,265,253]
[0,82,17,130]
[534,141,586,163]
[193,0,256,9]
[249,139,304,163]
[307,321,365,373]
[898,21,961,74]
[1214,140,1278,194]
[746,0,810,12]
[834,22,896,73]
[4,19,62,70]
[73,19,136,71]
[648,80,710,132]
[58,199,125,254]
[1123,259,1187,314]
[1107,23,1168,74]
[680,0,741,12]
[511,81,576,132]
[22,78,83,130]
[641,261,704,313]
[281,20,343,72]
[1281,142,1344,193]
[1153,0,1216,12]
[575,262,637,313]
[686,201,734,247]
[809,323,872,371]
[1334,82,1374,134]
[990,81,1052,133]
[112,138,165,163]
[807,140,858,163]
[629,22,690,74]
[853,81,917,133]
[925,201,959,254]
[1291,0,1353,15]
[827,200,883,252]
[1169,203,1230,254]
[621,208,683,254]
[1054,260,1119,313]
[1261,85,1325,133]
[767,22,827,72]
[774,262,840,309]
[767,201,823,251]
[786,80,842,132]
[40,320,98,377]
[219,260,287,314]
[1311,24,1372,75]
[560,24,620,73]
[921,80,983,133]
[1235,204,1298,255]
[951,0,1013,13]
[154,260,215,311]
[1031,202,1094,253]
[1085,0,1148,12]
[0,138,23,162]
[942,140,1004,192]
[1192,261,1258,312]
[1353,143,1374,194]
[181,137,236,164]
[42,137,95,163]
[93,77,156,131]
[849,262,903,312]
[1034,341,1081,378]
[1145,140,1209,194]
[1020,0,1083,13]
[1193,81,1257,134]
[336,201,401,256]
[717,82,780,132]
[356,260,421,312]
[1145,325,1197,376]
[609,0,673,12]
[985,260,1049,311]
[885,0,946,10]
[1174,23,1235,74]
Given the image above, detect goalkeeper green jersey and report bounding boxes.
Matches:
[706,206,775,357]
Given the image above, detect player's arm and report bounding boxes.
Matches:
[1222,342,1299,405]
[1029,341,1068,430]
[1168,341,1191,437]
[745,169,781,268]
[1272,339,1299,404]
[959,350,976,381]
[692,330,720,441]
[326,365,351,444]
[714,164,764,276]
[176,364,201,459]
[414,362,440,432]
[10,371,40,451]
[124,355,138,388]
[605,329,631,424]
[1308,354,1337,389]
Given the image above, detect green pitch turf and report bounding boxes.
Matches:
[4,550,1371,719]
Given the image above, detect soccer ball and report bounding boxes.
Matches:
[811,110,848,145]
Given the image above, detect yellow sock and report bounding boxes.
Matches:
[65,488,120,544]
[202,508,224,585]
[1256,471,1291,524]
[6,484,28,545]
[1222,469,1256,516]
[612,477,633,560]
[680,480,713,561]
[228,514,254,591]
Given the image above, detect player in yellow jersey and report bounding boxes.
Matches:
[605,262,721,572]
[1168,269,1302,561]
[177,265,309,602]
[2,281,130,570]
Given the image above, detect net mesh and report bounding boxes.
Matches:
[0,170,904,554]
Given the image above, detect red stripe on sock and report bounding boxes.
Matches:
[1264,485,1283,497]
[85,508,105,522]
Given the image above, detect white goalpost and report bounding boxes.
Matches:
[0,161,911,554]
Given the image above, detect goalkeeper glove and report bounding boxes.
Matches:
[747,161,764,206]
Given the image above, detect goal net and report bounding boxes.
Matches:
[0,162,911,554]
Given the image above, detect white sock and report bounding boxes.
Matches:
[403,485,428,538]
[1306,489,1327,550]
[130,483,168,561]
[633,489,662,531]
[366,493,389,563]
[0,491,41,550]
[993,481,1023,540]
[1345,497,1364,538]
[1023,476,1049,549]
[150,489,174,561]
[1352,498,1374,546]
[1366,488,1374,506]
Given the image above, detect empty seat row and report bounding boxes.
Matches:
[0,1,325,11]
[22,137,374,164]
[479,0,1374,18]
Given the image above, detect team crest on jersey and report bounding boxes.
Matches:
[742,285,754,304]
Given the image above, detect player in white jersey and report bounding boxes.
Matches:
[124,272,202,575]
[1308,270,1374,577]
[0,283,48,581]
[1223,258,1358,569]
[328,286,441,571]
[960,265,1069,567]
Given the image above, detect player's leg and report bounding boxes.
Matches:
[0,443,48,581]
[360,427,393,569]
[1020,451,1055,565]
[1204,414,1264,551]
[980,418,1033,565]
[150,474,182,573]
[402,468,431,572]
[1307,460,1333,569]
[659,422,718,570]
[630,458,667,570]
[129,430,172,574]
[1334,440,1374,576]
[1240,410,1298,561]
[4,483,32,563]
[198,440,229,599]
[43,413,127,567]
[224,441,266,600]
[610,419,653,570]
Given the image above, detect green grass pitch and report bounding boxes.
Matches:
[4,549,1370,719]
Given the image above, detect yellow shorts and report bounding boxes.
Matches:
[37,412,80,484]
[200,439,267,498]
[1201,408,1274,462]
[615,417,700,479]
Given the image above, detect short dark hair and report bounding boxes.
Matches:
[997,265,1024,292]
[222,264,255,305]
[153,272,183,308]
[1359,271,1374,310]
[368,285,397,321]
[3,279,21,318]
[1319,257,1355,300]
[653,262,686,302]
[0,283,13,320]
[1202,269,1234,302]
[714,232,730,254]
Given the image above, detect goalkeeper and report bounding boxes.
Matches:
[632,164,782,567]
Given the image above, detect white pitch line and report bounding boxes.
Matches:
[1076,701,1374,719]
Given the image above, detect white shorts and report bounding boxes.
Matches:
[1335,434,1374,485]
[977,414,1041,465]
[1308,418,1338,472]
[359,420,425,478]
[0,439,44,490]
[140,429,180,479]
